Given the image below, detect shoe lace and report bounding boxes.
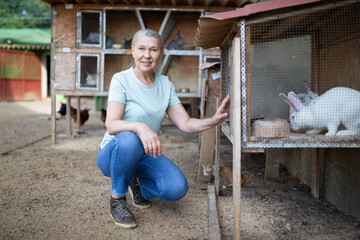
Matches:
[132,184,142,199]
[113,199,134,217]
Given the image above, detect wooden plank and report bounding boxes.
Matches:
[265,149,281,180]
[54,53,76,91]
[135,9,146,30]
[76,96,81,130]
[242,148,264,153]
[66,96,72,137]
[200,77,206,118]
[245,25,251,145]
[311,148,324,198]
[232,36,241,240]
[208,184,222,240]
[214,98,221,196]
[190,97,199,119]
[159,54,172,75]
[197,96,218,182]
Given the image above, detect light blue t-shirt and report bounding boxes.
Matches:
[99,67,181,150]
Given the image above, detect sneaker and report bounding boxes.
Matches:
[128,178,151,209]
[110,196,137,228]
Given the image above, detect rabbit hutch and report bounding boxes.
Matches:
[196,0,360,238]
[40,0,254,143]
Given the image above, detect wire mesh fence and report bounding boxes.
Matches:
[229,0,360,148]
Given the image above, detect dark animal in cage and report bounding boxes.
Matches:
[84,32,114,48]
[57,102,66,118]
[279,87,360,136]
[167,30,184,50]
[123,38,132,49]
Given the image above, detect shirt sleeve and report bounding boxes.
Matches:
[169,81,181,106]
[108,72,126,103]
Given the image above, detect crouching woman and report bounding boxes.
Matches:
[96,28,230,228]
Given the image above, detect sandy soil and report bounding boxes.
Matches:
[0,98,359,240]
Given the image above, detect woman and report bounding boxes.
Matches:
[96,29,230,229]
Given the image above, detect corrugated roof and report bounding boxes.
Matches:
[0,28,51,51]
[195,0,323,49]
[41,0,258,8]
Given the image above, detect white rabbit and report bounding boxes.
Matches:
[85,72,97,86]
[289,81,319,116]
[298,80,319,103]
[279,87,360,136]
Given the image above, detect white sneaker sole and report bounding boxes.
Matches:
[128,186,152,209]
[110,213,137,229]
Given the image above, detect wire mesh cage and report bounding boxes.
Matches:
[79,10,102,47]
[77,54,99,90]
[231,0,360,148]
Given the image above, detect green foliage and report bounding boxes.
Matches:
[0,0,51,28]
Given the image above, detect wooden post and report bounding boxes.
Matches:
[265,149,281,179]
[311,148,324,198]
[50,80,56,145]
[214,98,221,196]
[50,27,56,144]
[208,184,222,240]
[197,96,218,182]
[232,36,242,240]
[66,96,72,137]
[76,96,81,130]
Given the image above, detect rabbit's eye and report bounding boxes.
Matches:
[292,116,295,120]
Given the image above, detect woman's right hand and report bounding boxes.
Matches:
[136,123,162,158]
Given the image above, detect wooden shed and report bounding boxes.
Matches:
[196,0,360,238]
[40,0,265,142]
[0,28,51,101]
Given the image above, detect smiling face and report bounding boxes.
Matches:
[132,35,162,74]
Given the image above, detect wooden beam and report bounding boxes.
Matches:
[220,0,230,7]
[159,10,176,44]
[311,148,324,199]
[66,96,72,137]
[232,36,241,240]
[159,54,172,75]
[200,77,206,118]
[76,96,81,130]
[197,96,217,182]
[265,149,281,179]
[208,184,222,240]
[135,9,146,30]
[214,98,221,196]
[51,80,56,145]
[261,15,307,41]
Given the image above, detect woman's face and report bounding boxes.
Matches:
[132,35,162,73]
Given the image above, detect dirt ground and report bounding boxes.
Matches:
[1,97,360,240]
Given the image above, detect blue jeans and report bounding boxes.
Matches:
[96,131,189,201]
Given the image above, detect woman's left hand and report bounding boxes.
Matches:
[211,93,231,125]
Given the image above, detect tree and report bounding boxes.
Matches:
[0,0,51,28]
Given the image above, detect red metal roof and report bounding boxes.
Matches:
[204,0,321,20]
[195,0,323,49]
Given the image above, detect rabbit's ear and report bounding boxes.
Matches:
[279,93,301,112]
[288,92,304,110]
[303,80,312,93]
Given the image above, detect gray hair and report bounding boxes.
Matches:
[132,29,164,51]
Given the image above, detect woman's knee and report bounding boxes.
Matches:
[114,131,143,155]
[162,175,189,201]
